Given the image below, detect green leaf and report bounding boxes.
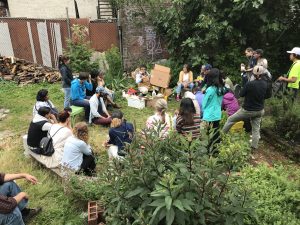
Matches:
[165,196,172,211]
[125,187,144,198]
[150,205,164,225]
[181,199,194,212]
[173,199,185,212]
[149,198,165,207]
[166,207,175,225]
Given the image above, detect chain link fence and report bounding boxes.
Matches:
[0,17,119,68]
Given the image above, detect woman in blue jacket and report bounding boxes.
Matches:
[70,72,93,121]
[202,68,225,152]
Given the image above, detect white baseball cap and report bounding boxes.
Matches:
[287,47,300,55]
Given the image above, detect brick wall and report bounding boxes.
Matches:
[7,0,99,19]
[120,6,167,69]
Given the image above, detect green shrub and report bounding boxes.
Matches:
[65,24,99,73]
[219,132,251,170]
[105,45,123,78]
[238,164,300,225]
[274,107,300,143]
[75,131,257,225]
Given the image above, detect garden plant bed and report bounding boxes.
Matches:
[261,128,300,162]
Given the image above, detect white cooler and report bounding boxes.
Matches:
[127,96,145,109]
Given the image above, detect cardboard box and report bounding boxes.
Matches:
[150,64,171,88]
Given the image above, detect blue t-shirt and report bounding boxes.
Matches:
[108,122,134,151]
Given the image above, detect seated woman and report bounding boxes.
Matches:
[194,65,206,87]
[29,110,73,169]
[27,107,53,152]
[104,110,134,160]
[176,98,201,139]
[222,86,240,117]
[87,69,120,108]
[146,99,171,138]
[176,64,194,101]
[89,86,112,126]
[61,122,96,176]
[183,91,201,115]
[33,89,58,123]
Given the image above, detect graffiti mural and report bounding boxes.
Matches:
[145,26,162,59]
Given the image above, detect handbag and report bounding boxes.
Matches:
[39,126,63,156]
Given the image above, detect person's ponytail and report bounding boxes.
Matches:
[58,55,69,69]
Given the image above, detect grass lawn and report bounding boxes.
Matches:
[0,81,179,224]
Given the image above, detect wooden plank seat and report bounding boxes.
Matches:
[22,135,98,183]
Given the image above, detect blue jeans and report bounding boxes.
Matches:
[0,181,27,225]
[176,83,194,94]
[71,98,90,121]
[63,88,71,108]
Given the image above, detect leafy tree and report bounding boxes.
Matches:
[64,25,98,73]
[111,0,300,83]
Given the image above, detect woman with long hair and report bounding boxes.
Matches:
[58,55,73,108]
[176,64,194,101]
[33,89,58,123]
[104,110,134,160]
[202,68,225,152]
[146,99,171,138]
[176,98,201,139]
[29,110,73,169]
[62,122,96,176]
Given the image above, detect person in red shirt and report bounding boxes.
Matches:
[0,172,41,225]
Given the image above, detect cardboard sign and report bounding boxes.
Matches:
[150,64,171,88]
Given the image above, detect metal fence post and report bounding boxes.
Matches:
[117,9,124,71]
[66,7,71,39]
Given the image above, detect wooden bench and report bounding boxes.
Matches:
[70,105,84,127]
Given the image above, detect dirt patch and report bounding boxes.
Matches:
[249,140,299,168]
[0,130,14,140]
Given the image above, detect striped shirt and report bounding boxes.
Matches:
[176,114,201,139]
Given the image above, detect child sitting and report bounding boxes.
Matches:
[104,110,134,160]
[222,87,240,116]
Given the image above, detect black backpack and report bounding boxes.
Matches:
[261,73,272,99]
[39,126,63,156]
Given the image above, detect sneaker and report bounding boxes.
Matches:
[22,207,42,223]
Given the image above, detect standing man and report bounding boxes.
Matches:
[278,47,300,102]
[223,65,268,149]
[0,172,41,225]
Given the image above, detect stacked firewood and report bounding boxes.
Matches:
[0,56,61,85]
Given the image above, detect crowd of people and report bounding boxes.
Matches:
[1,47,299,224]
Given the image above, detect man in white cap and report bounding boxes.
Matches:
[222,65,268,149]
[278,47,300,102]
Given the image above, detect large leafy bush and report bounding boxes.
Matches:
[72,130,256,225]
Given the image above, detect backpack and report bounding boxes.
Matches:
[261,73,272,99]
[39,126,63,156]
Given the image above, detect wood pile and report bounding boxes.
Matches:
[0,56,61,85]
